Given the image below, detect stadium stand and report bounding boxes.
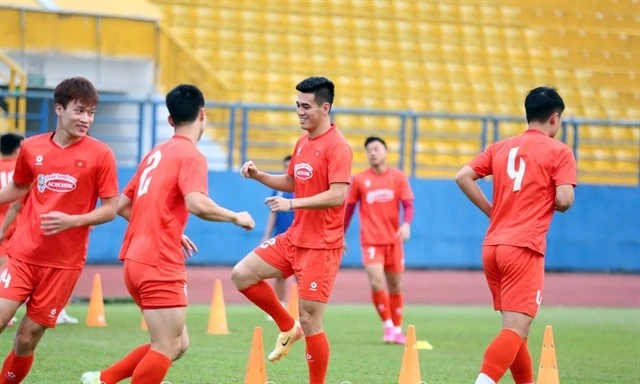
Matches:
[1,0,638,183]
[148,0,639,183]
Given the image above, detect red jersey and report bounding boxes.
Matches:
[9,133,119,269]
[347,167,414,245]
[119,135,209,271]
[1,195,28,244]
[286,124,353,249]
[468,129,578,255]
[0,158,17,226]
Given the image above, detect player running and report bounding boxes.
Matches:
[344,136,415,344]
[232,76,353,384]
[0,77,119,384]
[81,84,255,384]
[455,86,576,384]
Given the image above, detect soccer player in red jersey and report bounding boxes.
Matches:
[0,133,23,270]
[233,76,353,384]
[455,87,577,384]
[81,84,255,384]
[343,136,415,344]
[0,77,119,384]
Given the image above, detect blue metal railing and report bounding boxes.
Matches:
[1,90,638,183]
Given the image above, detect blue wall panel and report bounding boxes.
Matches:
[86,170,640,273]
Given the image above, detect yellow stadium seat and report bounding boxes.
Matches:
[144,0,639,184]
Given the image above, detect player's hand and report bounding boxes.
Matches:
[342,240,349,254]
[240,161,259,179]
[233,211,256,230]
[40,211,78,235]
[265,196,292,212]
[395,223,411,241]
[181,234,198,258]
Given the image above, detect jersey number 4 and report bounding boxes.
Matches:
[507,147,526,192]
[137,150,162,197]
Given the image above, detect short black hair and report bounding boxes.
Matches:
[284,155,292,162]
[364,136,387,149]
[296,77,335,108]
[166,84,205,126]
[524,87,565,124]
[0,133,24,155]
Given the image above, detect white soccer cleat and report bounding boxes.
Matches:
[267,320,304,362]
[57,309,79,325]
[79,371,102,384]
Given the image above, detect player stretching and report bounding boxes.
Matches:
[260,154,295,320]
[232,76,353,384]
[81,84,255,384]
[455,87,576,384]
[343,136,415,344]
[0,77,119,384]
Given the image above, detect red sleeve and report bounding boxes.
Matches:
[328,142,353,184]
[468,145,493,177]
[553,146,578,187]
[346,176,360,204]
[402,199,415,224]
[97,149,119,199]
[399,173,414,201]
[12,144,33,186]
[343,203,356,232]
[123,175,138,199]
[179,154,209,196]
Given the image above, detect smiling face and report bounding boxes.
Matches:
[55,99,95,138]
[296,92,330,133]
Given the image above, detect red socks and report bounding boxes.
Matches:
[130,349,172,384]
[240,281,295,332]
[0,351,34,384]
[100,344,151,384]
[480,329,524,382]
[510,338,534,384]
[371,290,392,322]
[305,333,329,384]
[389,293,403,327]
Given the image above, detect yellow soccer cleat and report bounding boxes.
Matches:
[268,320,304,362]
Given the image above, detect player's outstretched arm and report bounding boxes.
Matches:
[185,192,255,230]
[0,181,29,205]
[117,194,133,221]
[555,184,575,212]
[455,165,492,218]
[273,182,348,211]
[40,196,118,235]
[240,161,295,192]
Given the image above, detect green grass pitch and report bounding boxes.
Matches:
[1,304,638,383]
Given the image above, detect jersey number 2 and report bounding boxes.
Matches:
[137,150,162,197]
[507,147,526,192]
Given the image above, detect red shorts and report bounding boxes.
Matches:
[123,259,188,310]
[255,233,342,303]
[482,245,544,318]
[361,241,404,273]
[0,257,82,328]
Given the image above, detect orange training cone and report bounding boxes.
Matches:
[244,326,268,384]
[207,278,229,334]
[286,282,299,321]
[536,325,560,384]
[141,315,148,331]
[86,273,106,327]
[398,325,422,384]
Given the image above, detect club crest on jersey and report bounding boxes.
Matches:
[366,189,395,204]
[294,163,313,180]
[37,173,78,193]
